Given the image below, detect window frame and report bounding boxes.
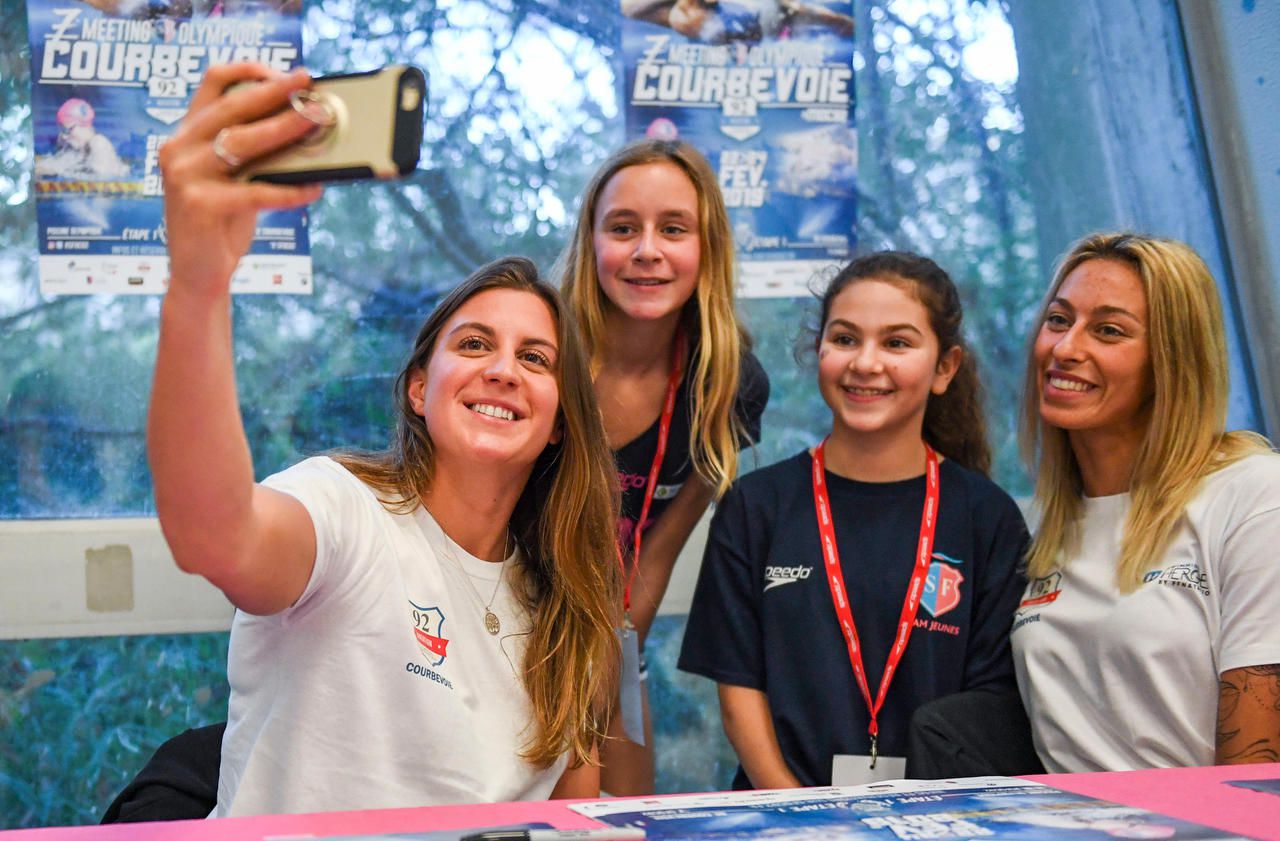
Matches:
[4,0,1274,640]
[1177,0,1279,439]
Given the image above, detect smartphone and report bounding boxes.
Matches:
[241,65,426,184]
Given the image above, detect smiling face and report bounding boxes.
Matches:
[408,288,562,476]
[1034,256,1157,440]
[817,278,960,445]
[592,161,701,326]
[1033,258,1154,440]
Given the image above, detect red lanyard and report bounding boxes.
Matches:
[811,437,940,764]
[620,329,686,616]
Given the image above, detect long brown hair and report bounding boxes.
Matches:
[814,251,992,474]
[1020,232,1270,589]
[334,257,620,766]
[557,138,750,497]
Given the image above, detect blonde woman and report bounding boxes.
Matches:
[1011,232,1280,771]
[150,63,619,815]
[559,139,770,793]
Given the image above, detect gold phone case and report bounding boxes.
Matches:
[243,65,425,183]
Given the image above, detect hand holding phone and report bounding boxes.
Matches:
[238,64,426,183]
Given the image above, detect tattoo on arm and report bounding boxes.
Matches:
[1216,664,1280,764]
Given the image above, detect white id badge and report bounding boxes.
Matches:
[617,625,645,745]
[832,753,907,785]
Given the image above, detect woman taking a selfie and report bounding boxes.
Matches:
[149,63,620,816]
[1011,232,1280,771]
[558,138,769,794]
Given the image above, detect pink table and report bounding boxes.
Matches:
[5,763,1278,840]
[1027,762,1280,840]
[0,799,606,841]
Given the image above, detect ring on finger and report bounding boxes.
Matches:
[212,128,244,172]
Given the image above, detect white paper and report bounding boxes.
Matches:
[569,776,1033,819]
[831,753,907,786]
[616,625,644,745]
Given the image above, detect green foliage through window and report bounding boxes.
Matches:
[1,0,1247,828]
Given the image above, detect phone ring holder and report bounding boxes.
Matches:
[290,89,338,127]
[289,89,344,151]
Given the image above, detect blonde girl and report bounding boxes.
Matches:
[559,138,769,793]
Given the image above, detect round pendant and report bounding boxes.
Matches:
[484,609,500,635]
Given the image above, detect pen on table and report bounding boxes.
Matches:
[459,829,646,841]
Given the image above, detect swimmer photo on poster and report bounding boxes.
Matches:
[24,0,309,294]
[35,97,132,181]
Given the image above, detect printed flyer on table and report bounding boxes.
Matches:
[570,776,1244,839]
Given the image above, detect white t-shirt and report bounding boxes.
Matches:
[1011,452,1280,772]
[214,457,567,817]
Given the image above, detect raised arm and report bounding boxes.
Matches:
[148,63,325,615]
[621,0,676,25]
[781,0,856,36]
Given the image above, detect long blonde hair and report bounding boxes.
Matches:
[558,139,750,498]
[334,257,620,767]
[1021,232,1270,590]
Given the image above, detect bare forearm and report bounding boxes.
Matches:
[621,0,673,22]
[145,63,323,613]
[1216,664,1280,764]
[148,287,257,576]
[629,479,715,642]
[784,1,855,35]
[720,684,802,789]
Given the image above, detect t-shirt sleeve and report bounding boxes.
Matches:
[735,351,771,446]
[1213,455,1280,674]
[260,456,378,617]
[678,481,765,688]
[962,482,1030,690]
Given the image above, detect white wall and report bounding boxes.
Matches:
[0,514,709,639]
[0,519,234,639]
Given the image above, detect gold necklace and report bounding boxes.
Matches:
[481,553,505,635]
[444,528,511,636]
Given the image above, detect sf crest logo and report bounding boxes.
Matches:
[921,552,965,618]
[409,601,449,666]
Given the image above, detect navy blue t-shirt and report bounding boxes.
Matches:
[614,349,769,551]
[678,450,1028,788]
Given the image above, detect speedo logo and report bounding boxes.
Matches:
[764,565,813,591]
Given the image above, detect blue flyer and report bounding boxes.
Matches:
[571,777,1244,839]
[1224,777,1280,797]
[26,0,310,295]
[619,0,857,298]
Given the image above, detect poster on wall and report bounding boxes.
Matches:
[619,0,857,298]
[26,0,310,296]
